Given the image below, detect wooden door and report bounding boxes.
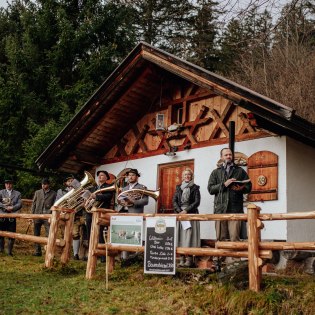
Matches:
[157,160,194,213]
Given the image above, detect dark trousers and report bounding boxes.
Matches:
[0,218,16,254]
[33,219,50,254]
[85,213,106,245]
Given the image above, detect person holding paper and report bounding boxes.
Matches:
[208,148,252,243]
[173,168,200,267]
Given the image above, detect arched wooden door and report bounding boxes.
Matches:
[157,160,194,213]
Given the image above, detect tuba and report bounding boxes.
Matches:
[117,188,160,207]
[53,171,96,212]
[84,184,117,213]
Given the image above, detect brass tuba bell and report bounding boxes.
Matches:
[53,171,96,212]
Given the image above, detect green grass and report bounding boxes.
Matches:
[1,251,315,315]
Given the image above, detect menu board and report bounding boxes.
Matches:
[144,217,176,275]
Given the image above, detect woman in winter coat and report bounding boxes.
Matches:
[173,168,201,267]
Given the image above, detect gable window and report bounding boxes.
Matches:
[172,104,183,124]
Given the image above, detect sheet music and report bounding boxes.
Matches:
[181,221,191,230]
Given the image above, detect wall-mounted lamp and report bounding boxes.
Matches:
[156,113,165,131]
[164,146,178,157]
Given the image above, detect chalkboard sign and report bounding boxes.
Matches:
[144,217,176,275]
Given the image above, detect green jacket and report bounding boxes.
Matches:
[208,165,252,214]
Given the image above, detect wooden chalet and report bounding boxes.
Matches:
[37,42,315,242]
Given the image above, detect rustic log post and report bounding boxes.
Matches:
[60,211,75,264]
[247,203,262,292]
[86,209,100,279]
[45,208,61,268]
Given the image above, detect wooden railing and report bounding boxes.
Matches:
[2,204,315,292]
[0,207,75,266]
[84,204,315,292]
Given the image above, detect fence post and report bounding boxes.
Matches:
[45,209,60,268]
[86,209,100,279]
[60,211,75,264]
[247,203,262,292]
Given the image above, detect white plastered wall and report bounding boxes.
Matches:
[97,135,288,240]
[286,137,315,242]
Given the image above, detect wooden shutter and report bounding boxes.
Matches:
[157,160,194,213]
[248,151,278,201]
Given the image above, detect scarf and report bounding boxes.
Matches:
[180,180,194,205]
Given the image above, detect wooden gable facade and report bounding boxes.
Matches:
[36,42,314,176]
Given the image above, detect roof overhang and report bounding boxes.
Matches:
[36,42,315,173]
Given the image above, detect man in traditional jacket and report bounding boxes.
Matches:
[0,179,22,256]
[118,168,148,261]
[118,169,148,214]
[31,178,56,256]
[208,148,252,242]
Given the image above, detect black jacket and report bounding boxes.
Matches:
[91,183,114,209]
[208,165,252,214]
[173,184,200,214]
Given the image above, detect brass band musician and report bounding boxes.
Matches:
[117,169,148,214]
[85,169,114,262]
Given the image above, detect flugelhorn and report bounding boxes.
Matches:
[117,188,160,207]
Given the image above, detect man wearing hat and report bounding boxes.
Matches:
[118,169,149,214]
[31,178,56,256]
[55,174,75,201]
[0,179,22,256]
[55,174,85,260]
[118,168,149,213]
[118,169,148,261]
[85,169,114,262]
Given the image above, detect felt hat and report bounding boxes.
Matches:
[96,170,110,180]
[64,174,74,182]
[126,168,140,177]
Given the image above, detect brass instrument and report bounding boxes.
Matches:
[2,197,12,207]
[84,184,117,213]
[117,188,160,207]
[53,171,96,212]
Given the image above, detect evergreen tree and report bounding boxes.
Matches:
[0,0,136,195]
[188,0,219,71]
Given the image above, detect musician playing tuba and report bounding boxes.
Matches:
[117,169,148,214]
[85,169,114,263]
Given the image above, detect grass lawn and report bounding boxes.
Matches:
[1,248,315,315]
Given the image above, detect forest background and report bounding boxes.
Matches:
[0,0,314,197]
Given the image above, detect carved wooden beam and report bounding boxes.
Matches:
[209,102,235,139]
[238,112,256,134]
[150,118,171,150]
[183,105,212,145]
[115,138,128,157]
[130,124,149,154]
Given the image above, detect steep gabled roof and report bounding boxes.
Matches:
[36,42,315,173]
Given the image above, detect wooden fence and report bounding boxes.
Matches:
[85,204,315,292]
[1,203,315,292]
[0,207,75,266]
